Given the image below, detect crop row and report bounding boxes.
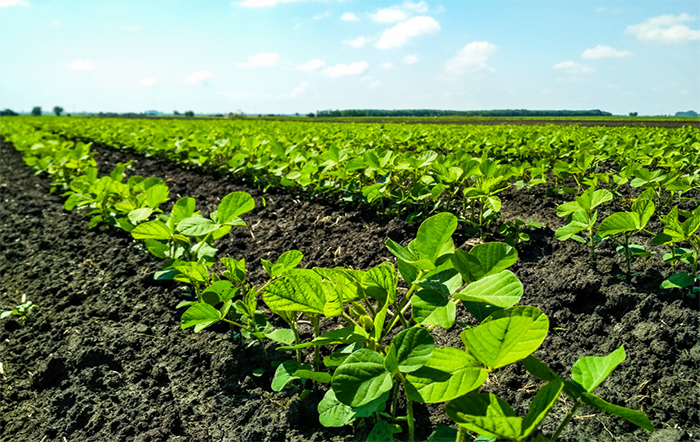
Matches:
[0,119,671,441]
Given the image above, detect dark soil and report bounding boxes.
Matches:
[1,138,699,442]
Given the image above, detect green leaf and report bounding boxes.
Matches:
[362,262,398,304]
[177,215,220,237]
[278,325,368,350]
[265,328,296,345]
[201,280,237,305]
[631,190,655,228]
[580,393,653,431]
[446,393,521,439]
[366,420,395,442]
[572,345,626,393]
[318,389,356,427]
[521,380,564,436]
[171,197,196,226]
[264,275,328,315]
[523,356,561,383]
[217,191,254,225]
[128,207,153,224]
[271,360,310,392]
[412,289,456,329]
[454,270,523,309]
[145,184,170,209]
[332,348,393,408]
[174,262,209,285]
[385,327,435,374]
[661,272,695,289]
[426,424,459,442]
[131,219,172,240]
[415,212,458,263]
[405,347,487,404]
[461,306,549,369]
[556,201,583,217]
[452,242,517,283]
[598,212,639,238]
[181,303,221,332]
[294,370,332,384]
[555,218,589,241]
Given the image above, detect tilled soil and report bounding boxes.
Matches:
[1,138,698,442]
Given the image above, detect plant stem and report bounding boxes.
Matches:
[549,402,580,441]
[456,426,468,442]
[390,382,400,418]
[406,390,415,442]
[311,315,321,372]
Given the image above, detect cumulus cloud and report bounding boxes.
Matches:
[375,16,440,49]
[288,82,309,98]
[185,71,213,83]
[0,0,29,6]
[237,52,280,68]
[402,1,429,13]
[323,61,369,78]
[625,13,700,43]
[552,61,594,74]
[444,41,496,76]
[361,76,382,88]
[402,53,419,64]
[69,59,95,71]
[581,45,632,59]
[343,36,368,48]
[295,59,325,72]
[341,12,358,22]
[370,8,408,23]
[382,62,395,70]
[140,77,159,86]
[237,0,306,7]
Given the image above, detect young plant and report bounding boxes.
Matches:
[0,295,37,325]
[598,189,655,279]
[498,218,542,248]
[654,205,700,297]
[555,185,613,264]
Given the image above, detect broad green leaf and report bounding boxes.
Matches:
[201,280,237,305]
[598,212,639,238]
[412,289,456,329]
[580,393,654,431]
[264,328,296,345]
[454,270,523,308]
[415,268,462,298]
[362,262,398,304]
[171,197,196,226]
[263,275,327,315]
[461,306,549,369]
[271,360,310,392]
[294,370,332,384]
[405,347,487,403]
[385,327,434,374]
[128,207,153,224]
[276,249,304,271]
[217,191,254,225]
[572,345,625,393]
[181,303,221,331]
[661,272,695,289]
[556,201,583,217]
[426,424,459,442]
[332,348,393,407]
[521,380,564,436]
[366,420,396,442]
[523,356,561,383]
[683,215,700,238]
[177,215,220,237]
[131,219,172,240]
[555,218,589,241]
[145,184,170,209]
[632,190,655,228]
[446,393,521,439]
[318,389,355,427]
[452,242,517,283]
[174,262,209,285]
[415,212,458,263]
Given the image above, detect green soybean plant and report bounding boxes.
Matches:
[654,205,700,297]
[555,185,613,264]
[446,345,653,441]
[598,189,655,279]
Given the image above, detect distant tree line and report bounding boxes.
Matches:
[315,109,614,118]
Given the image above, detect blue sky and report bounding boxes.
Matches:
[0,0,698,115]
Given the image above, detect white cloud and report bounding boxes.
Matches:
[625,13,700,43]
[370,8,408,23]
[343,36,368,48]
[402,53,419,64]
[185,71,213,83]
[323,61,369,78]
[295,59,325,72]
[341,12,359,22]
[401,1,429,13]
[375,16,440,49]
[552,61,594,74]
[69,59,95,71]
[140,77,158,86]
[361,76,381,88]
[237,52,280,68]
[581,45,632,59]
[289,82,309,98]
[0,0,29,7]
[444,41,496,76]
[382,62,395,70]
[237,0,306,7]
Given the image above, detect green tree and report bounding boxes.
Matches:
[629,112,638,117]
[31,106,42,116]
[184,110,194,117]
[53,106,64,116]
